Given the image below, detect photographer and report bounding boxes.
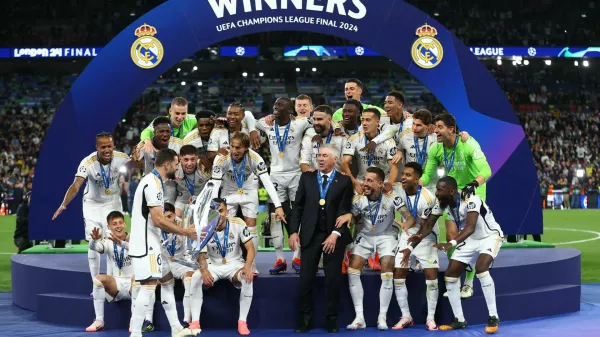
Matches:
[14,191,33,253]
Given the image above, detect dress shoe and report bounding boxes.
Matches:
[295,316,313,333]
[326,318,339,333]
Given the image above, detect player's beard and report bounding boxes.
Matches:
[166,169,176,180]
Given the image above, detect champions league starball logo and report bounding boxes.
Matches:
[411,24,444,69]
[130,23,164,69]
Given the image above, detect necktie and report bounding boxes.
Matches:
[322,175,328,189]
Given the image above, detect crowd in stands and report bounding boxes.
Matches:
[3,0,599,46]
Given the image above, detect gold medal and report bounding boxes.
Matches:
[105,189,111,195]
[237,188,244,195]
[169,256,174,262]
[319,199,326,206]
[118,270,121,276]
[372,225,375,232]
[278,152,284,158]
[222,257,227,264]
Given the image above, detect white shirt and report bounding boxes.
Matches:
[432,195,503,240]
[89,238,133,278]
[138,138,183,175]
[201,217,252,265]
[300,128,347,171]
[256,117,311,174]
[393,185,438,236]
[129,173,165,257]
[351,191,405,236]
[76,151,130,205]
[342,130,397,182]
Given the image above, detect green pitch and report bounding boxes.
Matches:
[1,209,598,291]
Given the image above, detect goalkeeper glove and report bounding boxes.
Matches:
[461,180,479,200]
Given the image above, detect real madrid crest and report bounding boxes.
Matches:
[411,24,444,69]
[131,23,164,69]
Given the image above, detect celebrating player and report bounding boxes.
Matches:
[256,97,311,274]
[189,198,255,336]
[420,113,492,298]
[410,176,503,333]
[341,108,398,194]
[140,97,196,150]
[206,103,262,162]
[300,105,347,172]
[295,94,314,118]
[52,132,130,290]
[210,131,286,274]
[128,148,196,337]
[336,167,416,331]
[182,110,216,158]
[86,211,132,332]
[172,145,211,218]
[332,79,386,122]
[392,162,439,331]
[133,116,183,175]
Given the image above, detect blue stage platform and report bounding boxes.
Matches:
[11,249,581,331]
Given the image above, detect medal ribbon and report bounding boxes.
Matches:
[213,219,230,261]
[394,116,404,141]
[317,170,336,202]
[450,194,464,229]
[364,131,380,166]
[443,135,460,173]
[274,121,291,155]
[344,125,359,135]
[232,154,247,190]
[98,153,112,191]
[414,135,429,165]
[316,127,333,151]
[183,170,196,196]
[406,185,422,219]
[152,169,176,256]
[113,242,125,272]
[368,192,383,230]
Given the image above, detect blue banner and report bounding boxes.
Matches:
[469,46,600,58]
[346,45,379,56]
[9,47,102,58]
[220,46,258,57]
[580,195,588,209]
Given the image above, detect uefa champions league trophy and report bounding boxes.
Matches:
[172,181,221,269]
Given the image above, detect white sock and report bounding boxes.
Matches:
[348,268,364,321]
[293,247,301,260]
[92,279,105,323]
[425,279,439,320]
[131,282,141,318]
[88,249,100,280]
[145,291,155,322]
[477,271,498,318]
[270,214,285,261]
[239,275,253,321]
[132,284,156,335]
[393,279,411,318]
[379,272,393,317]
[161,278,183,332]
[445,277,465,322]
[190,270,204,321]
[249,226,259,253]
[183,276,192,323]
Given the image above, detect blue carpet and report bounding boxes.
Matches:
[1,285,599,337]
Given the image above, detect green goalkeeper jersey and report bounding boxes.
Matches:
[422,136,492,199]
[140,114,197,141]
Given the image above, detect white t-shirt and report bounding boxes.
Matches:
[129,173,165,257]
[342,130,397,182]
[89,238,133,278]
[201,217,252,265]
[300,128,347,170]
[256,117,311,174]
[432,195,504,240]
[76,151,130,205]
[351,191,405,236]
[394,186,438,236]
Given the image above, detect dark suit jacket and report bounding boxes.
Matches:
[290,170,353,247]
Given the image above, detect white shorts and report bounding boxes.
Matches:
[132,239,164,281]
[222,186,259,218]
[168,260,195,280]
[105,276,132,302]
[207,260,245,289]
[351,233,399,260]
[395,232,439,269]
[270,172,301,203]
[451,234,503,266]
[83,201,122,240]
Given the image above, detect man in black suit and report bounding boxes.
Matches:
[289,144,353,333]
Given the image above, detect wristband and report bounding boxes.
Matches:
[449,240,458,247]
[407,245,414,253]
[471,180,480,188]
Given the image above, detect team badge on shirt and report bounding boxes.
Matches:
[467,201,477,210]
[130,23,164,69]
[411,24,444,69]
